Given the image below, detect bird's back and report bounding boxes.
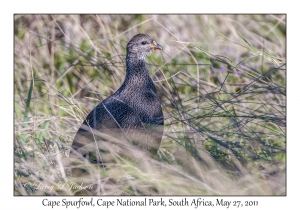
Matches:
[71,88,163,162]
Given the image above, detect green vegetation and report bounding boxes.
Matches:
[14,14,286,195]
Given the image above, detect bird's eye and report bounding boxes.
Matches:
[141,41,147,45]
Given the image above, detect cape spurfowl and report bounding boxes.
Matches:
[70,34,164,164]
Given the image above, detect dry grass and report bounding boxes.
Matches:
[14,14,286,195]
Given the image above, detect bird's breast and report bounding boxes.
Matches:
[118,88,162,121]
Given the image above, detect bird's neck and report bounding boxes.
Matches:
[125,55,152,81]
[125,55,149,76]
[118,55,155,93]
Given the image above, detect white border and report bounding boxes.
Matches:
[4,0,296,209]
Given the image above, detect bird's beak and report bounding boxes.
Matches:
[151,41,163,50]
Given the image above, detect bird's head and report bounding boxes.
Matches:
[126,34,162,60]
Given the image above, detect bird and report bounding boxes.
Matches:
[70,34,164,165]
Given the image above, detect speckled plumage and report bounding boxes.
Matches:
[71,34,164,163]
